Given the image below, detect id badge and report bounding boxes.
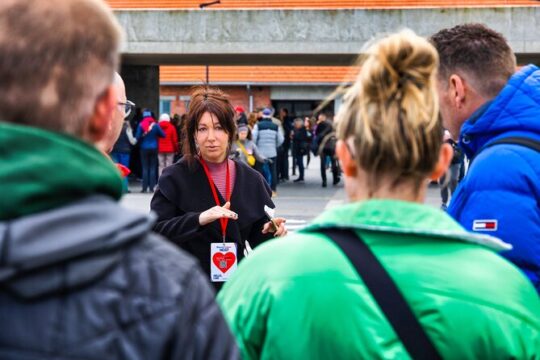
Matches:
[210,242,238,282]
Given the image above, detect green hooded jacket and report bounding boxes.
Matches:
[218,200,540,359]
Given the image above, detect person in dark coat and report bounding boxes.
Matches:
[151,86,288,292]
[278,107,293,181]
[314,112,340,187]
[291,117,309,182]
[0,1,238,359]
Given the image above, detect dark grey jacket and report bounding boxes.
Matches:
[0,195,239,360]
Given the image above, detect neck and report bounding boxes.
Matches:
[202,154,227,164]
[346,176,426,204]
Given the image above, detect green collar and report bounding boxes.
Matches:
[0,122,122,220]
[303,199,510,251]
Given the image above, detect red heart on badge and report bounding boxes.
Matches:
[212,252,236,273]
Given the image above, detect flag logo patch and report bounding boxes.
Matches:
[473,219,498,232]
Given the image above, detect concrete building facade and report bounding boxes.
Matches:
[109,1,540,118]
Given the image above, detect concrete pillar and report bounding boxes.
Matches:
[120,65,160,116]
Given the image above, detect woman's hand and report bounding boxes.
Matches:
[199,202,238,226]
[262,217,287,237]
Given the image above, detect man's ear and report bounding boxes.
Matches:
[86,85,116,144]
[430,143,453,181]
[449,74,466,110]
[336,140,357,177]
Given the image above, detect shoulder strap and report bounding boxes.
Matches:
[483,136,540,152]
[471,136,540,166]
[319,228,442,360]
[236,141,250,157]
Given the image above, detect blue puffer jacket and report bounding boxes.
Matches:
[448,65,540,292]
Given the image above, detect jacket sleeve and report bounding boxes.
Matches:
[247,216,273,249]
[135,125,143,140]
[151,170,204,243]
[252,143,266,162]
[447,147,540,283]
[276,128,284,147]
[251,125,259,144]
[316,123,330,147]
[155,123,166,138]
[245,174,273,247]
[126,126,137,145]
[171,265,240,360]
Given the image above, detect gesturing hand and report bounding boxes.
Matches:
[199,202,238,226]
[262,217,287,237]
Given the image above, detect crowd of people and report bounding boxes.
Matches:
[113,101,343,197]
[0,0,539,359]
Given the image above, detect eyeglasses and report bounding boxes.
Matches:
[118,100,135,119]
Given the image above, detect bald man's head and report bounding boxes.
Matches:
[97,73,127,153]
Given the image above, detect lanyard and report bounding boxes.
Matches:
[199,158,231,243]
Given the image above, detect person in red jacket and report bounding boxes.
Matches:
[158,113,179,176]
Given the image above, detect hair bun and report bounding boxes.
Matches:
[360,30,438,102]
[336,29,442,195]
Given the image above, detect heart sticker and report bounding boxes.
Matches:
[212,252,236,273]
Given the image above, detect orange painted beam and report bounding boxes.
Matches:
[106,0,540,9]
[160,66,359,83]
[160,65,527,84]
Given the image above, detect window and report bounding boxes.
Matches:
[179,95,191,112]
[159,96,175,115]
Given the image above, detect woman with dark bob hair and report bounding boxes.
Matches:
[151,86,287,291]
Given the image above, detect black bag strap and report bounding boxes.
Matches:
[319,228,442,360]
[484,136,540,152]
[470,136,540,166]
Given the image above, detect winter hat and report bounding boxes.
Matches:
[159,113,171,122]
[143,110,152,118]
[262,108,272,117]
[238,124,249,133]
[235,106,245,113]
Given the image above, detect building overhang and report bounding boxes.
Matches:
[117,7,540,66]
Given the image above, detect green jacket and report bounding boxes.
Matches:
[218,200,540,359]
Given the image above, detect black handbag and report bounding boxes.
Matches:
[319,228,442,360]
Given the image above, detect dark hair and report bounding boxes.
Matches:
[430,23,516,98]
[171,113,180,126]
[183,86,236,164]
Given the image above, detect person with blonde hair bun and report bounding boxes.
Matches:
[218,30,540,359]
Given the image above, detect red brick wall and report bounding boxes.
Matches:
[160,85,271,116]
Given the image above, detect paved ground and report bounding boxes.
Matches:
[121,157,442,233]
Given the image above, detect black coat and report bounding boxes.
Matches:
[292,127,309,155]
[315,120,333,148]
[151,158,275,291]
